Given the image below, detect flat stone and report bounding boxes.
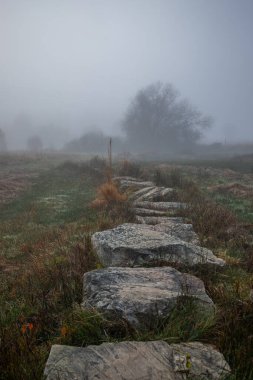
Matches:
[129,186,156,202]
[126,181,155,188]
[131,186,174,202]
[134,201,187,211]
[151,222,200,245]
[136,216,185,225]
[134,208,171,217]
[114,176,142,182]
[92,223,225,267]
[82,267,214,327]
[113,177,154,189]
[44,341,230,380]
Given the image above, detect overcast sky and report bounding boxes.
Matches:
[0,0,253,148]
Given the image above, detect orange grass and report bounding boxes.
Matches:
[91,181,127,208]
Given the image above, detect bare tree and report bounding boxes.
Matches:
[122,82,212,153]
[27,135,43,152]
[0,129,7,152]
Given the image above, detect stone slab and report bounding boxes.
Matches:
[151,222,200,245]
[136,216,185,225]
[134,201,187,211]
[91,223,225,267]
[119,180,154,189]
[134,208,171,217]
[131,186,174,202]
[45,341,230,380]
[82,266,214,327]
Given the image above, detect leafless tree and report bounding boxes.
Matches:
[0,129,7,152]
[122,82,212,153]
[27,135,43,152]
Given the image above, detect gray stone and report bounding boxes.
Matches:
[170,341,231,379]
[91,223,225,267]
[136,215,185,225]
[129,186,156,200]
[114,177,154,190]
[151,222,200,245]
[44,341,230,380]
[135,216,199,244]
[131,186,174,202]
[82,267,214,327]
[134,201,187,211]
[114,176,142,182]
[134,207,171,217]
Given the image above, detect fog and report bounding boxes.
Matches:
[1,0,253,150]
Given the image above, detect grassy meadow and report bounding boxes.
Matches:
[0,153,253,379]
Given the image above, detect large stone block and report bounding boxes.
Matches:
[44,341,230,380]
[134,201,187,211]
[91,223,225,267]
[82,266,214,327]
[117,179,154,189]
[151,221,200,245]
[131,186,174,202]
[136,216,184,224]
[134,207,171,217]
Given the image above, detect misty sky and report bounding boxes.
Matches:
[1,0,253,149]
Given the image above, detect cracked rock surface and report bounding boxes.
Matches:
[44,341,230,380]
[82,266,214,327]
[92,223,225,267]
[151,221,200,245]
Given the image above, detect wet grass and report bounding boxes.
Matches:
[1,154,253,379]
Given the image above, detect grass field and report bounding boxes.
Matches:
[0,153,253,379]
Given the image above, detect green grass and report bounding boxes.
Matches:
[174,155,253,174]
[1,154,253,379]
[209,193,253,224]
[0,161,101,260]
[0,155,104,379]
[0,164,97,224]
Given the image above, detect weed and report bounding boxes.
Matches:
[135,296,216,344]
[58,305,131,347]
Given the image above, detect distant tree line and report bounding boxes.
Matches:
[64,131,124,154]
[64,82,212,156]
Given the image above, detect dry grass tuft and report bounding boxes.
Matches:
[91,181,127,209]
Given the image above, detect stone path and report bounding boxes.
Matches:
[44,176,231,379]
